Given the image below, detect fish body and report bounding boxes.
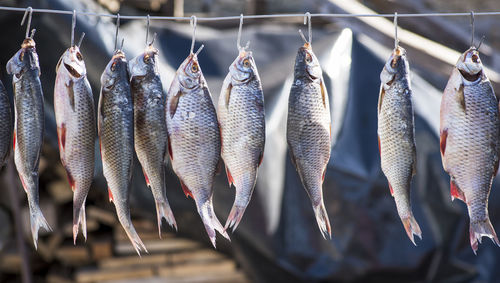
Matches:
[54,45,95,244]
[0,80,12,167]
[166,51,229,248]
[377,46,421,244]
[98,50,146,255]
[440,47,500,253]
[286,42,332,239]
[129,44,176,235]
[218,49,265,232]
[6,37,51,248]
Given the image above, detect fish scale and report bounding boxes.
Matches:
[440,47,500,254]
[0,80,12,167]
[218,50,265,232]
[377,46,421,245]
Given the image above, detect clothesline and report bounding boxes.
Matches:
[1,5,500,21]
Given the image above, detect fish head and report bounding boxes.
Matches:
[456,47,483,83]
[56,46,86,79]
[6,38,39,78]
[129,44,159,79]
[178,53,202,90]
[229,49,256,83]
[381,46,408,83]
[101,50,129,90]
[295,43,321,81]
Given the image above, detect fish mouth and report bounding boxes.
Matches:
[64,63,82,78]
[21,38,36,49]
[459,69,482,82]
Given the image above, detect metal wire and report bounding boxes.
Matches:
[2,5,500,21]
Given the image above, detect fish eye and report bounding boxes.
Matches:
[471,54,479,63]
[76,52,83,61]
[191,63,199,73]
[143,54,150,63]
[243,59,250,67]
[111,62,116,72]
[305,53,312,63]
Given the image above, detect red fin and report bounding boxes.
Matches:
[226,167,234,186]
[167,135,173,160]
[13,130,16,151]
[142,168,151,187]
[440,128,448,157]
[66,169,75,191]
[180,181,193,199]
[108,188,113,202]
[57,123,67,152]
[450,179,466,202]
[19,176,27,192]
[258,151,264,167]
[388,182,394,196]
[377,135,381,155]
[322,168,326,181]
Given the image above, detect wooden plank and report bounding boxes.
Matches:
[100,272,249,283]
[87,206,117,226]
[55,246,91,266]
[48,180,73,204]
[114,228,174,242]
[38,233,64,262]
[91,239,113,261]
[115,238,200,255]
[158,259,236,278]
[46,273,73,283]
[167,249,225,265]
[98,254,168,269]
[0,250,22,273]
[76,267,154,283]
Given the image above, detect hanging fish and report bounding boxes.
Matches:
[129,38,177,236]
[286,39,332,239]
[6,33,51,248]
[0,80,12,168]
[218,47,265,232]
[54,37,95,244]
[440,47,500,254]
[98,48,147,255]
[166,46,230,248]
[378,46,421,244]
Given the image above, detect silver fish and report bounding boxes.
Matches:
[378,46,421,245]
[218,49,265,232]
[98,50,147,255]
[129,42,177,236]
[166,50,230,248]
[6,36,51,248]
[286,41,332,239]
[54,44,95,244]
[440,47,500,253]
[0,80,12,167]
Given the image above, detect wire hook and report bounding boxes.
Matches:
[237,14,244,50]
[78,32,85,48]
[394,12,398,49]
[146,14,150,46]
[190,15,197,54]
[470,11,474,47]
[304,12,311,43]
[114,13,120,51]
[71,10,76,46]
[21,6,33,39]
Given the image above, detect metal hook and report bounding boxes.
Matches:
[77,32,85,48]
[394,12,398,49]
[190,15,197,54]
[470,11,475,47]
[114,13,120,51]
[146,14,150,46]
[304,12,311,43]
[298,29,307,44]
[149,32,157,46]
[477,35,486,50]
[120,38,125,51]
[71,10,76,46]
[237,14,243,50]
[21,7,33,39]
[194,44,204,56]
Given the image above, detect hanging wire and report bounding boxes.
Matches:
[20,6,33,38]
[71,10,76,46]
[78,32,85,48]
[146,14,150,46]
[237,13,243,50]
[470,11,475,47]
[114,13,120,51]
[190,15,197,54]
[394,12,398,49]
[5,6,500,21]
[305,12,312,43]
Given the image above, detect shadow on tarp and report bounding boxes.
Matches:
[0,0,499,282]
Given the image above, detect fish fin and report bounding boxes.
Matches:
[322,167,326,182]
[65,80,76,111]
[167,134,173,160]
[57,123,67,152]
[401,215,422,246]
[73,200,87,245]
[470,218,500,255]
[225,166,234,187]
[142,168,151,187]
[66,169,75,192]
[224,205,247,233]
[224,82,233,109]
[29,204,52,250]
[117,212,148,256]
[378,87,385,114]
[388,181,394,196]
[450,179,466,202]
[320,80,327,109]
[258,151,264,167]
[196,198,230,248]
[108,188,114,202]
[155,200,177,237]
[13,130,16,151]
[180,181,193,199]
[377,135,381,155]
[440,128,448,157]
[457,84,466,112]
[313,201,332,240]
[169,90,182,118]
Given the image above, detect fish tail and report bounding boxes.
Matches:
[313,201,332,240]
[116,207,148,256]
[224,204,247,233]
[469,217,500,254]
[28,203,52,249]
[400,214,422,246]
[155,199,177,238]
[196,197,230,248]
[72,197,87,245]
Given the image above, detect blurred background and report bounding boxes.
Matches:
[1,0,500,282]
